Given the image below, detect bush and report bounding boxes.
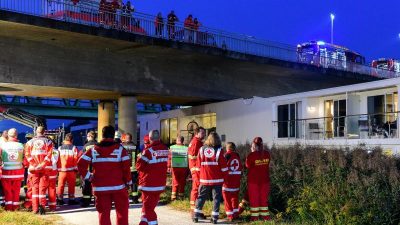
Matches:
[266,144,400,225]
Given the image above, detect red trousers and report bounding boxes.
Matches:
[171,167,188,199]
[57,171,76,199]
[222,190,239,219]
[1,179,22,211]
[24,174,32,209]
[190,172,200,210]
[95,190,129,225]
[48,177,57,210]
[31,173,49,213]
[248,182,270,220]
[139,191,161,225]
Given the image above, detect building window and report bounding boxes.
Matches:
[325,99,346,137]
[277,102,301,138]
[368,92,398,128]
[160,118,178,146]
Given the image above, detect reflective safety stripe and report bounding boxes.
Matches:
[3,162,21,165]
[32,195,47,198]
[212,212,219,216]
[93,184,125,192]
[250,207,260,210]
[1,174,24,179]
[221,167,228,172]
[58,167,77,172]
[260,212,270,216]
[138,186,165,191]
[5,201,12,205]
[201,162,218,166]
[200,179,223,183]
[80,155,92,161]
[194,209,203,213]
[48,202,56,206]
[131,192,139,196]
[190,167,200,172]
[222,187,239,192]
[121,156,130,161]
[13,202,20,205]
[233,208,239,212]
[260,207,269,210]
[148,221,158,225]
[84,171,92,180]
[92,158,121,163]
[82,196,91,199]
[228,171,241,175]
[49,176,57,179]
[226,211,234,215]
[140,156,168,164]
[251,213,260,216]
[188,155,197,160]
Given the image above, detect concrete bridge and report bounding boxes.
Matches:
[0,0,384,138]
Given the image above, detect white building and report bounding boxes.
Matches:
[139,77,400,154]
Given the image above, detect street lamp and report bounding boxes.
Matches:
[330,13,335,44]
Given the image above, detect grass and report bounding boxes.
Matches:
[0,208,60,225]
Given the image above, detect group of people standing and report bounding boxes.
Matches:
[0,124,271,224]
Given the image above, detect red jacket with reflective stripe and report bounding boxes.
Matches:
[25,135,53,174]
[197,145,228,185]
[77,138,131,195]
[223,150,242,191]
[137,140,168,192]
[245,150,270,185]
[188,137,203,173]
[57,141,78,172]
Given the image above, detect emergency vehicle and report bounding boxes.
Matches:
[371,58,400,76]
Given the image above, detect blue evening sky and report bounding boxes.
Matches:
[133,0,400,62]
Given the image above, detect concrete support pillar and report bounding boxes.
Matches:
[98,101,115,140]
[118,96,137,143]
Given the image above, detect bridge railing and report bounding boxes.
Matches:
[1,0,398,79]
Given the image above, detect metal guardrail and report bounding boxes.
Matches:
[0,0,398,78]
[273,112,399,140]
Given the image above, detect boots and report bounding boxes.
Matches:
[39,205,46,215]
[57,198,65,206]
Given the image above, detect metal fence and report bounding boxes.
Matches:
[273,112,399,140]
[1,0,398,78]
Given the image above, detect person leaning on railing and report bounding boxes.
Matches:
[167,10,178,39]
[121,1,133,30]
[155,12,164,37]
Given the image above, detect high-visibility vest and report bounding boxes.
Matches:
[122,143,137,172]
[170,144,188,168]
[1,141,24,170]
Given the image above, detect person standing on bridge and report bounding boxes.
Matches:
[0,128,25,211]
[137,130,169,225]
[193,132,228,224]
[79,131,97,207]
[121,133,139,204]
[246,137,271,221]
[78,125,131,225]
[167,10,178,39]
[25,126,54,215]
[222,142,242,222]
[184,14,194,43]
[188,127,206,216]
[57,133,79,205]
[168,135,189,201]
[155,12,164,37]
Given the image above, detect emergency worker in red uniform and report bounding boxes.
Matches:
[168,135,189,201]
[57,133,79,205]
[245,137,271,221]
[0,128,25,211]
[78,126,131,225]
[137,130,169,225]
[193,132,228,224]
[25,126,53,214]
[46,148,59,211]
[222,142,242,221]
[188,127,206,213]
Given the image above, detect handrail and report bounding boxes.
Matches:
[272,111,400,123]
[0,0,398,78]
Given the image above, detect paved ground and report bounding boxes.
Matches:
[55,203,236,225]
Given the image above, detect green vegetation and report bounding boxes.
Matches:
[166,144,400,225]
[0,208,59,225]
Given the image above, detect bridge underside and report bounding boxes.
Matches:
[0,12,379,105]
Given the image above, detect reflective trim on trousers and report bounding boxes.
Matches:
[32,195,47,198]
[222,187,239,192]
[212,212,219,216]
[93,184,125,192]
[138,186,165,191]
[1,174,24,179]
[194,209,203,213]
[226,211,234,215]
[200,179,223,183]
